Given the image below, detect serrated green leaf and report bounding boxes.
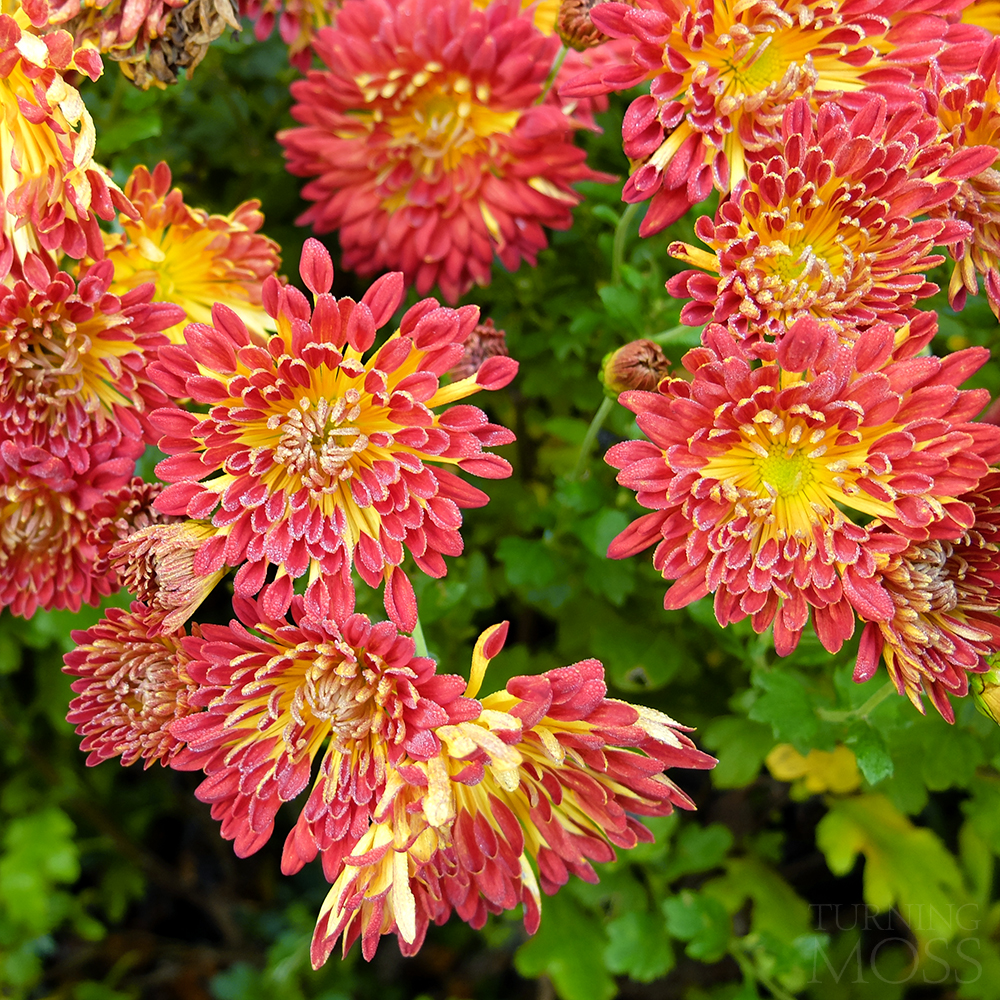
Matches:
[604,910,675,982]
[663,890,731,963]
[663,823,734,881]
[848,724,894,785]
[701,716,775,788]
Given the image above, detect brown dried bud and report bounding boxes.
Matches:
[601,339,671,395]
[557,0,611,50]
[448,317,509,381]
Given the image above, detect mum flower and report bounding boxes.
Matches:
[667,98,975,343]
[85,477,172,580]
[0,10,130,275]
[560,0,951,235]
[169,588,482,863]
[63,603,199,767]
[279,0,606,303]
[928,38,1000,317]
[104,163,282,343]
[856,473,1000,723]
[147,239,517,631]
[239,0,340,71]
[605,318,1000,655]
[309,622,716,964]
[960,0,1000,32]
[0,427,137,617]
[0,254,182,450]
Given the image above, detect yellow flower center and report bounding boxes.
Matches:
[756,445,814,497]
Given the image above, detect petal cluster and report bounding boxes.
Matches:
[279,0,605,302]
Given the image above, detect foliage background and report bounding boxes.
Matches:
[2,26,1000,1000]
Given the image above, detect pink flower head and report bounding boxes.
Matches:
[147,240,517,632]
[605,318,1000,655]
[560,0,959,235]
[63,603,199,767]
[279,0,607,303]
[309,622,715,964]
[667,97,977,344]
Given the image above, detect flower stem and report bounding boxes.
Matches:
[611,202,641,285]
[571,396,615,480]
[538,45,569,104]
[817,680,896,723]
[412,616,429,658]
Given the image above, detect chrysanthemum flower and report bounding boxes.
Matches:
[667,98,977,342]
[0,10,131,275]
[855,473,1000,723]
[0,427,137,617]
[104,163,282,343]
[474,0,561,31]
[39,0,241,89]
[960,0,1000,32]
[85,477,172,579]
[63,603,199,767]
[928,38,1000,316]
[447,317,508,381]
[279,0,607,303]
[147,239,517,631]
[0,254,182,449]
[239,0,339,71]
[309,622,716,964]
[169,589,482,863]
[605,318,1000,655]
[560,0,955,235]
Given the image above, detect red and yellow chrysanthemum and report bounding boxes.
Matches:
[63,602,199,767]
[960,0,1000,32]
[104,163,282,343]
[856,473,1000,722]
[309,622,715,964]
[928,38,1000,316]
[170,590,482,861]
[606,318,1000,655]
[279,0,606,303]
[667,98,976,343]
[144,240,517,631]
[0,10,131,275]
[561,0,955,235]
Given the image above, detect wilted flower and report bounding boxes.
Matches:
[0,254,181,450]
[104,163,282,343]
[606,318,1000,655]
[85,477,172,579]
[855,473,1000,722]
[560,0,949,235]
[147,239,517,631]
[280,0,606,303]
[170,589,481,862]
[0,10,129,275]
[0,429,137,617]
[447,318,509,382]
[928,38,1000,317]
[601,338,671,394]
[668,98,975,343]
[309,621,716,963]
[63,603,199,767]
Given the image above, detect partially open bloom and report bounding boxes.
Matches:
[557,0,611,48]
[0,254,181,450]
[667,99,976,342]
[601,338,671,394]
[0,427,137,617]
[280,0,606,303]
[85,477,172,579]
[147,240,517,631]
[560,0,949,235]
[170,589,482,862]
[309,622,716,964]
[928,38,1000,316]
[39,0,241,89]
[63,603,199,767]
[0,11,130,275]
[104,163,282,343]
[447,317,509,382]
[855,473,1000,722]
[606,319,1000,655]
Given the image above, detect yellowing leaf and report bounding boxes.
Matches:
[766,744,861,796]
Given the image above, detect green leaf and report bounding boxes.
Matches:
[662,823,734,881]
[496,537,558,589]
[816,794,969,941]
[604,910,675,982]
[847,723,894,785]
[663,890,731,963]
[748,670,820,749]
[701,716,775,788]
[515,891,615,1000]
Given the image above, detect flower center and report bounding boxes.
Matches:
[721,34,791,95]
[909,541,961,613]
[756,444,814,497]
[273,392,369,491]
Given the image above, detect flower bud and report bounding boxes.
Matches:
[448,317,509,381]
[557,0,611,50]
[600,339,671,395]
[971,663,1000,726]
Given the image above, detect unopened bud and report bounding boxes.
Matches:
[448,318,509,381]
[557,0,611,50]
[601,339,671,395]
[971,663,1000,726]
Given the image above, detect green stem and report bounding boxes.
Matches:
[571,396,615,480]
[611,202,641,285]
[412,616,429,658]
[538,45,569,104]
[817,680,895,723]
[729,943,799,1000]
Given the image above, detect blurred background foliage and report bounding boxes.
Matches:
[2,25,1000,1000]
